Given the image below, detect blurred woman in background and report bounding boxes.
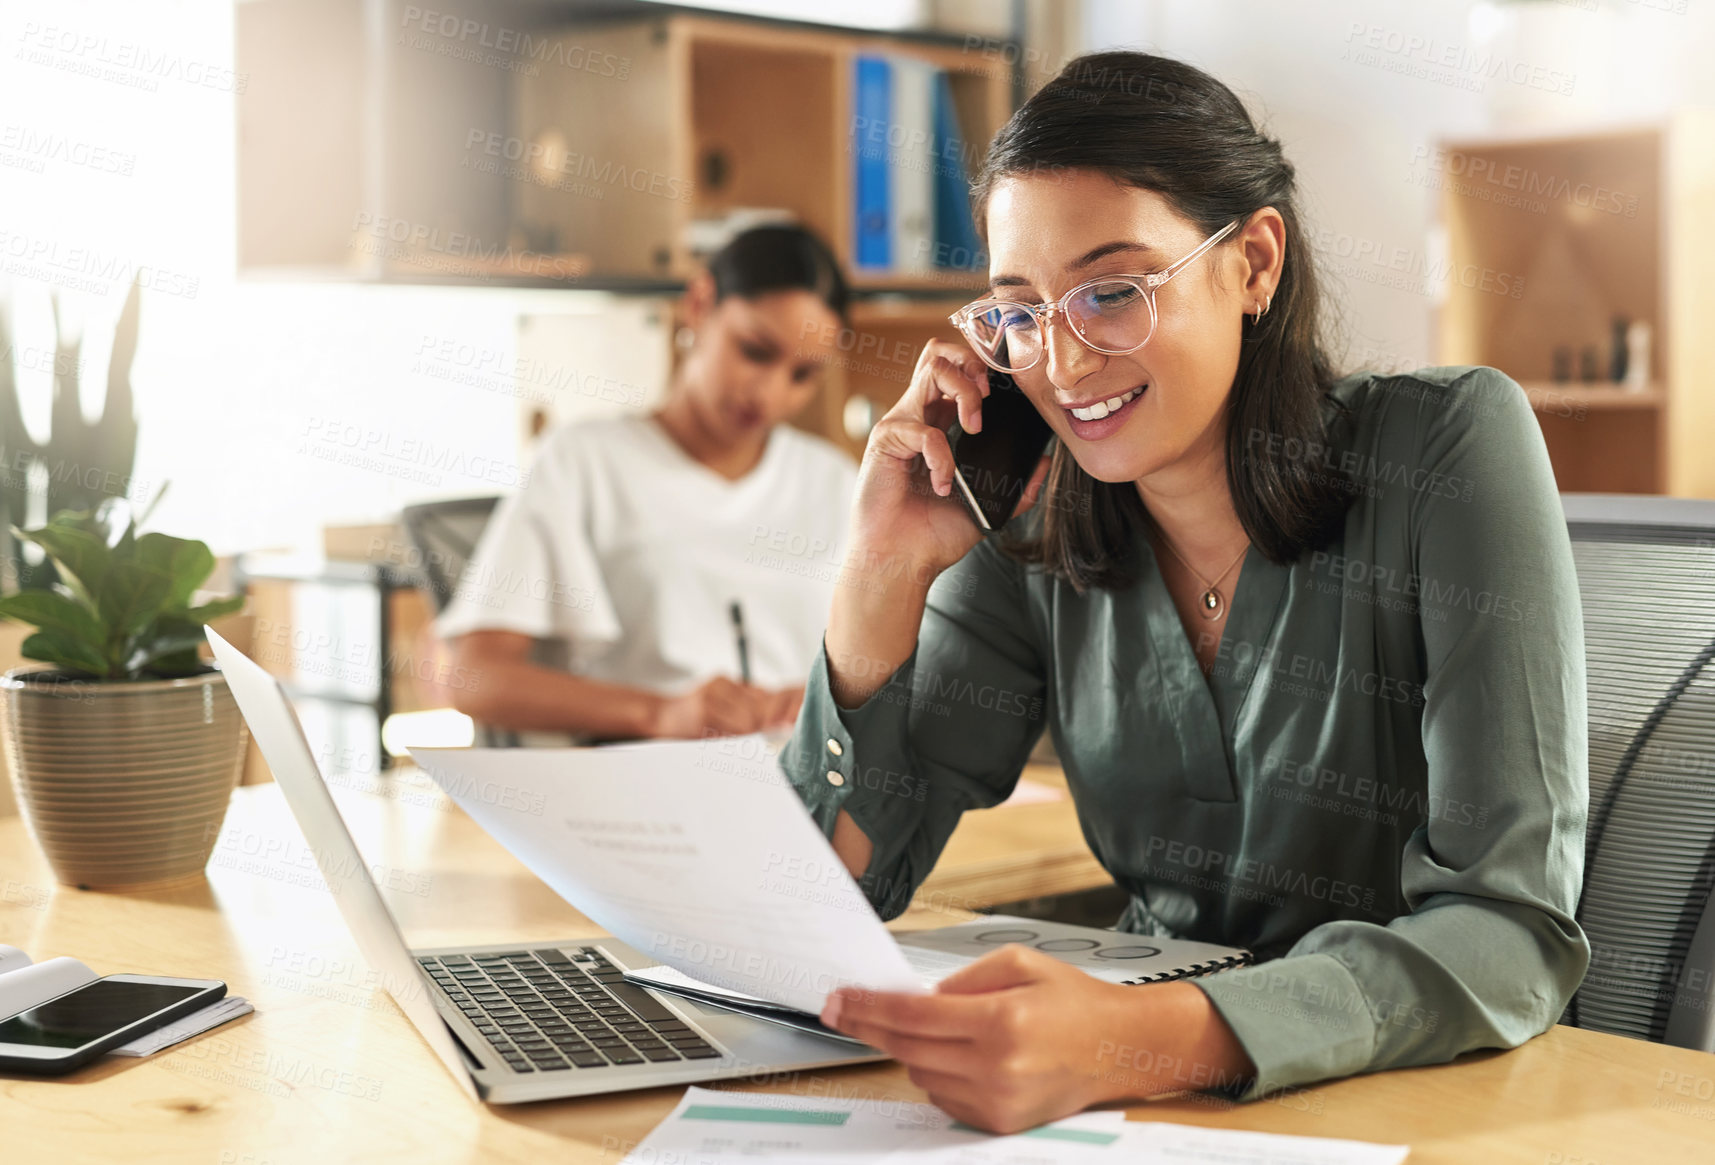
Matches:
[439,225,857,743]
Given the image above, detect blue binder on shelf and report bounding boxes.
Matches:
[931,70,984,273]
[852,54,892,272]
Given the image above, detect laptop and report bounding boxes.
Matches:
[205,628,887,1103]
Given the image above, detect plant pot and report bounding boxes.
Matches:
[0,666,249,890]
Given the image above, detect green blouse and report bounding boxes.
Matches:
[782,364,1591,1100]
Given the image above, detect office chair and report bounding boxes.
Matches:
[400,497,502,615]
[1562,494,1715,1051]
[399,496,519,748]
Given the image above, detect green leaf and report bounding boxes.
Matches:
[128,623,212,675]
[144,648,204,677]
[12,506,242,680]
[95,560,173,642]
[12,522,112,609]
[136,481,170,530]
[135,532,215,608]
[19,629,111,677]
[183,594,245,624]
[113,515,137,560]
[128,602,238,677]
[0,589,103,645]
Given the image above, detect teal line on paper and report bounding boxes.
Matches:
[681,1105,852,1126]
[951,1122,1122,1144]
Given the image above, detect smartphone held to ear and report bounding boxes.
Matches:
[944,370,1055,533]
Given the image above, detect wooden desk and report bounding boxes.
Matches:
[921,761,1111,911]
[2,780,1712,1164]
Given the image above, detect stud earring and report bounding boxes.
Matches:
[674,326,696,351]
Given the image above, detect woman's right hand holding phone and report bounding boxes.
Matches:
[826,340,1045,709]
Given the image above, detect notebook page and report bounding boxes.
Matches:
[0,944,31,975]
[0,955,98,1020]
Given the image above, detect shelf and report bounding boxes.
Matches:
[1521,382,1666,412]
[850,271,987,295]
[1434,114,1715,497]
[237,0,1016,291]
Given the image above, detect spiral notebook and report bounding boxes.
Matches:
[625,915,1250,1040]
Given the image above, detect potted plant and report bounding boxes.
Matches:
[0,504,247,890]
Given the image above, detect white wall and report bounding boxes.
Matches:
[1074,0,1714,375]
[0,0,669,555]
[3,0,1708,557]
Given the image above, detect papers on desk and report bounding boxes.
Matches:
[409,737,922,1014]
[622,1086,1410,1164]
[107,996,255,1057]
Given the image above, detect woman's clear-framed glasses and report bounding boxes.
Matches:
[949,220,1240,373]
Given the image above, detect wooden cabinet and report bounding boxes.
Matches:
[236,0,1015,294]
[805,297,970,457]
[1434,114,1715,496]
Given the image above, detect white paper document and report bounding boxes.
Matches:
[410,737,922,1014]
[107,996,256,1056]
[621,1086,1410,1164]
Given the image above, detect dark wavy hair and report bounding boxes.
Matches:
[707,223,851,322]
[973,51,1355,590]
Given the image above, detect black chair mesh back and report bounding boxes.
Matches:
[399,496,519,747]
[399,497,501,615]
[1565,496,1715,1049]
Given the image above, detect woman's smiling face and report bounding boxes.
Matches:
[982,169,1258,486]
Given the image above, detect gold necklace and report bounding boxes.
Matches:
[1154,530,1250,621]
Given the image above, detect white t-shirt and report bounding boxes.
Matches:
[436,415,857,699]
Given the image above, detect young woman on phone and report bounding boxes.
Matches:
[439,225,857,743]
[784,53,1589,1131]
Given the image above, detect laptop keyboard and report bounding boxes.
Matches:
[418,947,721,1073]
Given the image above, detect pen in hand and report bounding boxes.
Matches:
[729,601,751,685]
